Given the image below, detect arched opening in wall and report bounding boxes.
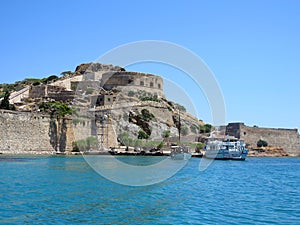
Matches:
[244,132,246,135]
[150,82,154,88]
[140,81,144,86]
[158,83,161,89]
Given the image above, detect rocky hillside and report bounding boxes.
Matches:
[110,97,203,144]
[1,62,209,153]
[73,89,205,150]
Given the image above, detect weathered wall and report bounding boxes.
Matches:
[226,123,300,156]
[9,86,30,104]
[29,85,46,99]
[0,110,77,154]
[102,72,165,98]
[50,75,83,90]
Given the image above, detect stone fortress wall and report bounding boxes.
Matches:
[101,71,165,98]
[226,122,300,156]
[0,109,93,154]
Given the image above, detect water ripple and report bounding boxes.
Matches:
[0,156,300,224]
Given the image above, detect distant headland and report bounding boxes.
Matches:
[0,63,299,157]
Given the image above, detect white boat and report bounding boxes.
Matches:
[170,145,191,160]
[204,135,248,160]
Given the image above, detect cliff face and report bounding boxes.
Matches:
[71,98,203,151]
[108,100,201,144]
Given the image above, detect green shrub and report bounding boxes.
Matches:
[138,130,149,139]
[139,96,160,102]
[25,78,42,84]
[60,71,73,77]
[0,90,10,110]
[39,101,72,116]
[42,75,58,84]
[157,141,164,149]
[118,132,131,146]
[163,130,170,138]
[196,143,205,150]
[128,91,135,97]
[257,139,268,147]
[118,132,162,148]
[72,118,80,126]
[200,124,212,133]
[72,142,80,152]
[72,136,98,151]
[72,118,86,126]
[141,109,155,121]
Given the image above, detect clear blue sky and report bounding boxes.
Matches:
[1,0,300,129]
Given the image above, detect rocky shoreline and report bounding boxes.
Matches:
[0,148,297,157]
[248,146,290,157]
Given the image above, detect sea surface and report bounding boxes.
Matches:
[1,156,300,225]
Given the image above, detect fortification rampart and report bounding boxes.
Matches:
[0,110,80,154]
[226,123,300,156]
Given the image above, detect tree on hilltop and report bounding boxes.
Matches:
[60,71,73,77]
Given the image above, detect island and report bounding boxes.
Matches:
[0,63,299,157]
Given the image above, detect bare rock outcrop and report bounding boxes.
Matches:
[74,63,125,75]
[249,146,289,157]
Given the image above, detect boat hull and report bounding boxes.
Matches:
[170,152,192,160]
[204,149,248,161]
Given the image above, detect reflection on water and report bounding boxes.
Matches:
[0,156,38,162]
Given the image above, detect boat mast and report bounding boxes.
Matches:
[178,109,181,143]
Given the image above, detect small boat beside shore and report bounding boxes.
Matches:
[170,145,191,160]
[203,134,248,160]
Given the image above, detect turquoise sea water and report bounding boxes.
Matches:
[1,156,300,225]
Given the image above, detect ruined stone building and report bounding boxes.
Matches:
[101,71,164,98]
[29,84,75,102]
[10,63,165,106]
